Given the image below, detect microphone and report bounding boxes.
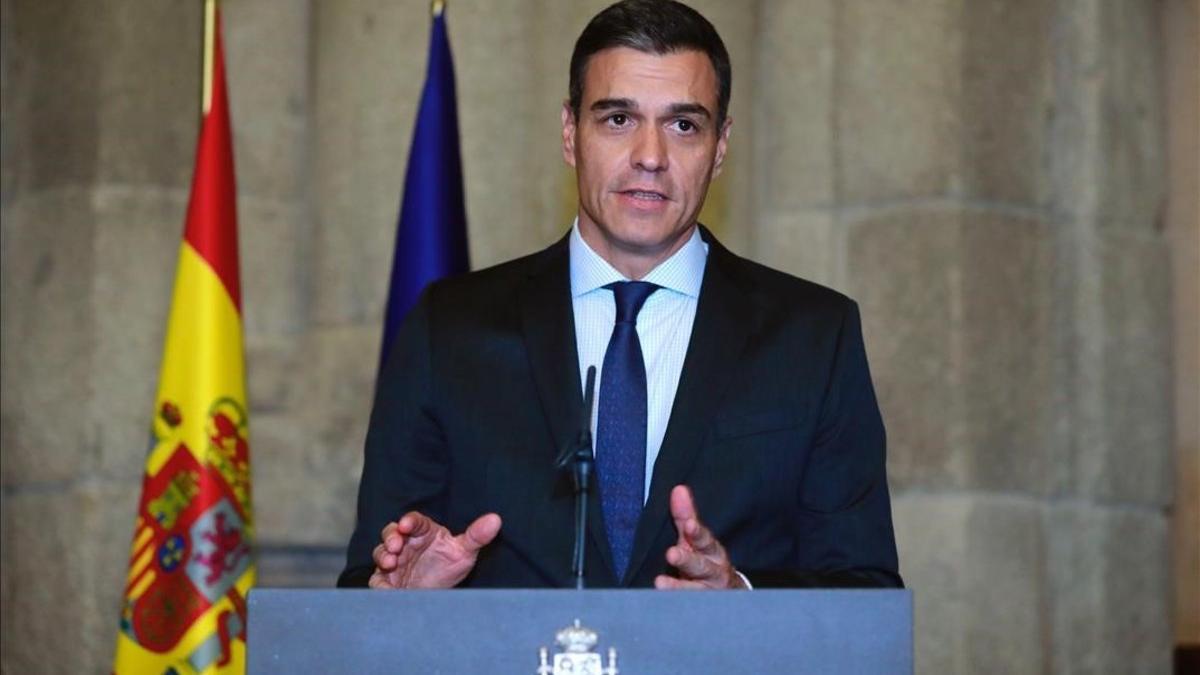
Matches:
[554,365,597,589]
[556,366,596,470]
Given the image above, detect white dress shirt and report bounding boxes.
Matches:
[569,221,708,503]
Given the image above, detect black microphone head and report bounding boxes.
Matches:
[556,365,599,470]
[582,365,597,419]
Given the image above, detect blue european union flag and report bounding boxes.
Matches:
[379,7,469,374]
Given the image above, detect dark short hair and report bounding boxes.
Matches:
[568,0,732,128]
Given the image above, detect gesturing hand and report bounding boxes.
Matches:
[369,511,502,589]
[654,485,748,590]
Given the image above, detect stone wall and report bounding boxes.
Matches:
[0,0,1179,672]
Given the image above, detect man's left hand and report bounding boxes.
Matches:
[654,485,748,590]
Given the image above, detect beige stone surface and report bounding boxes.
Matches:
[893,493,1045,674]
[93,2,199,190]
[956,212,1059,494]
[851,206,1068,495]
[753,209,843,292]
[15,2,105,191]
[1048,0,1166,230]
[1090,0,1165,231]
[245,336,302,415]
[252,412,360,550]
[0,0,28,205]
[1093,234,1173,504]
[1,189,99,486]
[239,196,309,338]
[751,0,834,212]
[1,481,140,674]
[959,0,1055,205]
[1046,504,1172,673]
[252,326,378,546]
[223,0,312,204]
[311,0,427,326]
[835,0,963,202]
[1068,232,1173,506]
[848,206,961,488]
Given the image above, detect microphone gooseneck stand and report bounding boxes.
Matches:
[554,365,597,590]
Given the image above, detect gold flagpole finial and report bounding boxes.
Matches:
[431,0,445,17]
[202,0,217,115]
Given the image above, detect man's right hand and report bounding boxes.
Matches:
[369,511,502,589]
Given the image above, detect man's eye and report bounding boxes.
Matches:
[608,114,629,127]
[675,119,697,133]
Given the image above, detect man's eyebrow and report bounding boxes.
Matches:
[665,102,712,119]
[590,97,637,112]
[588,99,713,119]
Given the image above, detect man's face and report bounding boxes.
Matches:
[562,47,731,271]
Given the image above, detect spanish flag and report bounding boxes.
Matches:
[113,5,254,673]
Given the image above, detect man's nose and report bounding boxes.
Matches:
[631,126,668,172]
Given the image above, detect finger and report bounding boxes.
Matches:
[372,542,398,570]
[654,574,707,590]
[666,544,721,582]
[668,486,723,557]
[368,570,394,589]
[397,511,436,538]
[458,513,502,553]
[380,522,404,553]
[681,516,722,557]
[669,485,698,525]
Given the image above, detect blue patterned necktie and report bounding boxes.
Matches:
[596,280,659,581]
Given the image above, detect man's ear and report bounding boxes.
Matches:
[561,101,577,168]
[712,115,733,177]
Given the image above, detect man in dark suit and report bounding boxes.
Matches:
[339,0,901,591]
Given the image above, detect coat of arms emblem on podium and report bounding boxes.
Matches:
[537,619,619,675]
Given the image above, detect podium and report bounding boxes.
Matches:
[248,589,911,673]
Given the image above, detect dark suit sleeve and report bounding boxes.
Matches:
[337,291,450,587]
[744,301,903,589]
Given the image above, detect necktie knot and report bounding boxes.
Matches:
[606,281,659,325]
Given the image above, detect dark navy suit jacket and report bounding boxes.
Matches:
[338,227,902,589]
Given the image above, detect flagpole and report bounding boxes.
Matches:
[202,0,216,115]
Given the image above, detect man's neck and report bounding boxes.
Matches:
[577,220,698,280]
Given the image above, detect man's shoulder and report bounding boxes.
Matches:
[422,235,566,311]
[712,240,858,324]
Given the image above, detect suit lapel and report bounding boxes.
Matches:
[518,235,618,584]
[519,236,579,463]
[623,230,756,584]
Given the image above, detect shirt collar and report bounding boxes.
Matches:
[569,219,708,298]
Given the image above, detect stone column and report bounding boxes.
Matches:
[747,0,1172,671]
[1,1,200,671]
[1044,2,1171,670]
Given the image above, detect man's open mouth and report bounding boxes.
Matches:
[620,190,668,201]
